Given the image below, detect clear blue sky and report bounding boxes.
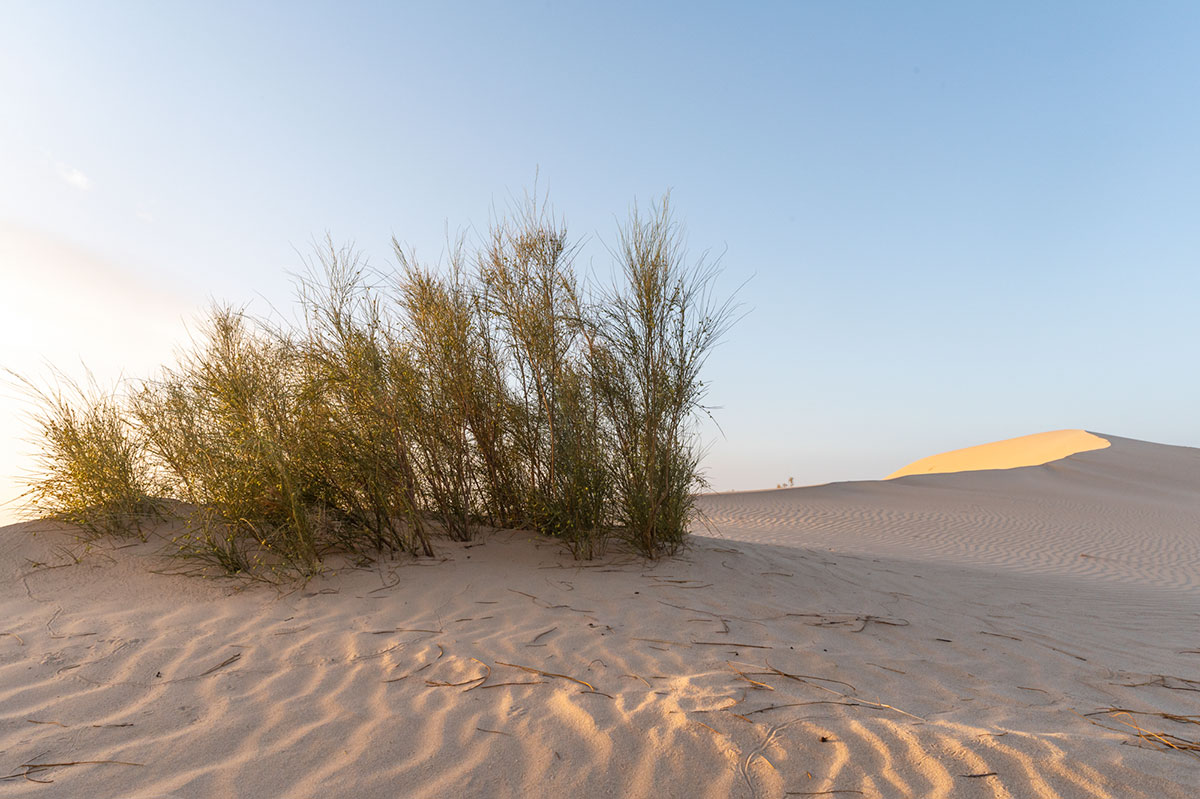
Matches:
[3,1,1199,518]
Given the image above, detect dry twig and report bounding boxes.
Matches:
[495,660,594,691]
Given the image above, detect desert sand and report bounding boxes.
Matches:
[2,432,1198,797]
[886,429,1111,479]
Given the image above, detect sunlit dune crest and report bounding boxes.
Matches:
[886,429,1111,479]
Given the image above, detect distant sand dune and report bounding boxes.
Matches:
[701,433,1200,593]
[1,432,1198,797]
[887,429,1111,479]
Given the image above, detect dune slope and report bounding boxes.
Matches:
[2,433,1198,798]
[887,429,1111,479]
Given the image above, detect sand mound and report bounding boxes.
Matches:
[704,433,1200,592]
[2,433,1197,797]
[887,428,1111,478]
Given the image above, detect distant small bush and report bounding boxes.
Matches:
[14,193,735,578]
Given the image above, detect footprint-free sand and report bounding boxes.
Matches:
[2,432,1198,797]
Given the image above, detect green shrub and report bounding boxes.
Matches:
[294,242,432,558]
[13,370,157,538]
[478,198,614,557]
[132,305,324,576]
[394,246,480,541]
[582,198,737,556]
[16,192,735,576]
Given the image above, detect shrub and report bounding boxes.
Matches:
[132,305,324,576]
[478,198,615,557]
[394,246,480,542]
[294,242,432,558]
[15,191,736,576]
[13,369,157,538]
[582,197,737,556]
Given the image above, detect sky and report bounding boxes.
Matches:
[2,1,1199,522]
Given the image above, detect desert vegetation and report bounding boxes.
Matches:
[12,195,735,579]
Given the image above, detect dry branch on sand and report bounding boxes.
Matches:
[1080,708,1200,758]
[1,759,144,784]
[495,660,595,691]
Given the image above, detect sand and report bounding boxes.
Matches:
[886,429,1111,479]
[2,432,1198,797]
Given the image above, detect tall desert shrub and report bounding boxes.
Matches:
[16,190,736,574]
[294,242,432,557]
[479,199,612,556]
[582,198,736,556]
[132,305,322,576]
[463,292,527,530]
[393,245,480,541]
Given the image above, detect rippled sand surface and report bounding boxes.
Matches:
[2,433,1198,797]
[705,434,1200,592]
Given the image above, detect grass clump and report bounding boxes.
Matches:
[12,370,158,538]
[13,191,736,577]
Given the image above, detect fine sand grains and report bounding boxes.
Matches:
[2,433,1199,797]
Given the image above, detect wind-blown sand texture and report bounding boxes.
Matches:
[887,429,1111,479]
[2,433,1198,797]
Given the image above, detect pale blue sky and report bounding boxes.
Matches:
[3,2,1199,519]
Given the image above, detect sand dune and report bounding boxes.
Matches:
[2,433,1198,797]
[886,429,1111,479]
[706,434,1200,592]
